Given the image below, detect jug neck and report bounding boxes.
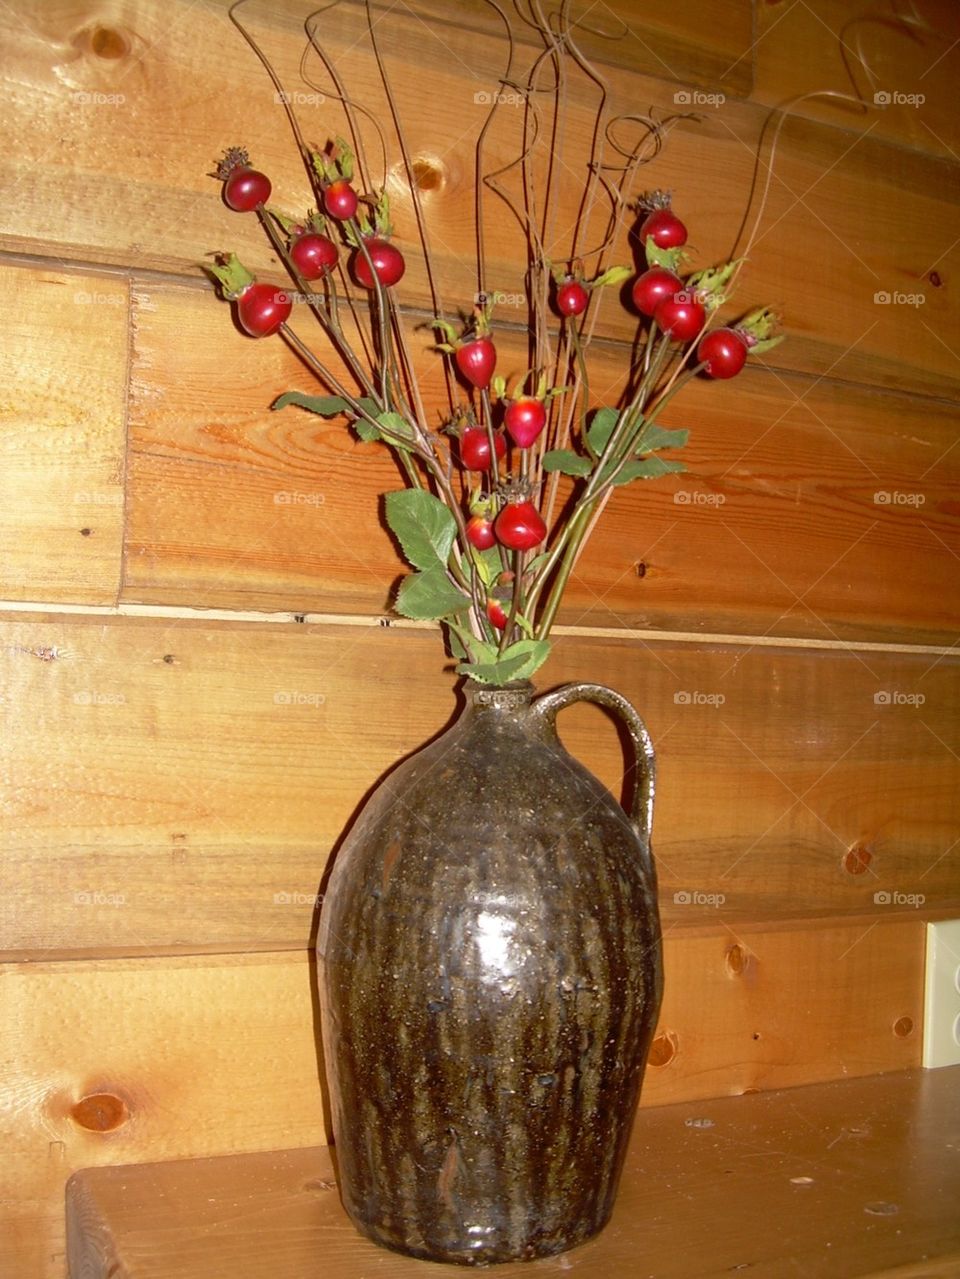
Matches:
[464,681,535,716]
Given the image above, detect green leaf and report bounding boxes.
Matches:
[644,241,686,273]
[444,616,471,660]
[635,424,689,452]
[686,259,740,304]
[385,490,457,572]
[748,334,785,355]
[523,551,552,575]
[542,449,592,477]
[394,569,469,620]
[375,411,416,449]
[354,419,381,442]
[457,639,551,685]
[586,407,620,454]
[591,264,632,288]
[608,456,687,486]
[205,252,256,296]
[471,546,502,588]
[271,392,380,419]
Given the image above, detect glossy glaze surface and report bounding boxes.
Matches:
[317,681,663,1265]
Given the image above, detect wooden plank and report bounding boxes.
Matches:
[0,951,325,1279]
[754,0,960,161]
[63,1067,960,1279]
[2,614,957,955]
[0,264,127,603]
[123,281,960,642]
[2,925,924,1278]
[0,2,958,397]
[645,922,924,1104]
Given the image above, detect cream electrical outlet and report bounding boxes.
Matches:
[923,920,960,1069]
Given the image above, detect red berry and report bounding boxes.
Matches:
[654,292,706,343]
[324,179,358,221]
[486,598,508,629]
[290,232,339,280]
[460,428,506,472]
[223,166,271,212]
[495,500,546,551]
[236,283,292,337]
[504,397,547,449]
[467,514,496,549]
[556,279,589,317]
[631,268,682,317]
[640,208,687,250]
[697,328,748,379]
[456,337,497,390]
[353,238,406,289]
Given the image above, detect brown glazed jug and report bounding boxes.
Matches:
[317,680,663,1265]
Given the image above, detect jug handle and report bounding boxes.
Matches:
[531,683,656,856]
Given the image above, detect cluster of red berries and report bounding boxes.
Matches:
[218,154,406,336]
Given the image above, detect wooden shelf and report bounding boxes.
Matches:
[66,1068,960,1278]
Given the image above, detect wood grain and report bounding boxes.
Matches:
[753,0,960,160]
[3,923,923,1279]
[122,281,960,642]
[64,1067,960,1279]
[0,2,958,397]
[2,615,957,956]
[0,264,127,603]
[0,950,325,1279]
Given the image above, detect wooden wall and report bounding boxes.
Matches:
[1,1,958,1275]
